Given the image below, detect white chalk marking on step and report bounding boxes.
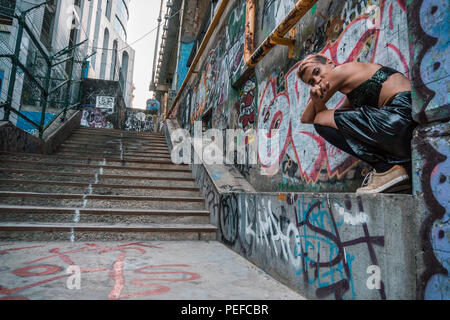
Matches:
[70,228,75,242]
[88,184,93,195]
[120,140,124,160]
[82,194,88,208]
[73,209,80,223]
[99,167,104,175]
[94,173,99,184]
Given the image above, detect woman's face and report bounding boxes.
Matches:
[299,59,334,86]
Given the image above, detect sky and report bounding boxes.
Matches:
[127,0,166,109]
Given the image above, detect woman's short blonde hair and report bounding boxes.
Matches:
[296,54,330,80]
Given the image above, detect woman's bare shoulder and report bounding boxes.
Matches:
[340,61,381,70]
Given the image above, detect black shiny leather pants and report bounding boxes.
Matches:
[318,91,417,173]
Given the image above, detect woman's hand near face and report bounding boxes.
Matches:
[310,81,330,100]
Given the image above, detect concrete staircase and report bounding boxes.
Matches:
[0,127,217,241]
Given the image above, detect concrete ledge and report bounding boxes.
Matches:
[0,121,44,154]
[43,110,82,154]
[0,110,81,155]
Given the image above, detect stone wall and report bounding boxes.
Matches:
[175,0,413,193]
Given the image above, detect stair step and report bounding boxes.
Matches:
[0,159,192,175]
[0,128,211,242]
[67,135,168,143]
[75,127,165,137]
[0,151,176,166]
[0,191,204,202]
[65,139,169,148]
[0,205,210,224]
[54,150,172,160]
[0,191,206,210]
[0,168,196,183]
[58,144,171,155]
[0,179,201,197]
[0,222,217,241]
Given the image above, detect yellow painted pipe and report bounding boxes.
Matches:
[244,0,319,68]
[244,0,256,68]
[165,0,231,120]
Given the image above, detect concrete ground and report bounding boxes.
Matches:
[0,240,306,300]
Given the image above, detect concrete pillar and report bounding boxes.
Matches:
[407,0,449,300]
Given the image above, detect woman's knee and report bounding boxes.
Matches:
[313,110,338,129]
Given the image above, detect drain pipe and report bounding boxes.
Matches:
[150,0,164,91]
[244,0,319,68]
[244,0,256,68]
[165,0,230,120]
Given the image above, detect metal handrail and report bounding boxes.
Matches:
[1,1,90,139]
[244,0,319,67]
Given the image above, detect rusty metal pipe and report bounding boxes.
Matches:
[245,0,319,68]
[165,0,231,120]
[244,0,256,67]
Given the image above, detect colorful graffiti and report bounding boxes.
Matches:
[146,99,160,113]
[0,242,201,300]
[235,78,257,132]
[214,192,388,300]
[261,0,297,36]
[179,0,246,130]
[257,0,410,185]
[407,0,449,123]
[81,108,113,129]
[413,122,450,300]
[124,110,156,133]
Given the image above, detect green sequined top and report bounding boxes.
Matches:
[346,66,399,108]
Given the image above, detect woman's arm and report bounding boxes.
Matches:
[338,96,353,110]
[300,90,328,123]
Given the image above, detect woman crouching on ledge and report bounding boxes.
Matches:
[297,54,417,194]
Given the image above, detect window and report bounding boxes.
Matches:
[110,40,118,80]
[120,51,129,92]
[100,28,110,80]
[116,0,129,25]
[40,0,57,50]
[114,15,126,41]
[105,0,112,20]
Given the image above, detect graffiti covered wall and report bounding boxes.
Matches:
[412,115,450,301]
[407,0,449,300]
[176,0,416,192]
[80,79,126,130]
[213,192,422,300]
[254,0,412,191]
[177,0,246,131]
[124,109,157,133]
[406,0,449,124]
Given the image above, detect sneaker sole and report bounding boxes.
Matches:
[356,175,409,194]
[384,183,411,194]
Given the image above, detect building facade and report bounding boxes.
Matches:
[0,0,135,134]
[79,0,135,108]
